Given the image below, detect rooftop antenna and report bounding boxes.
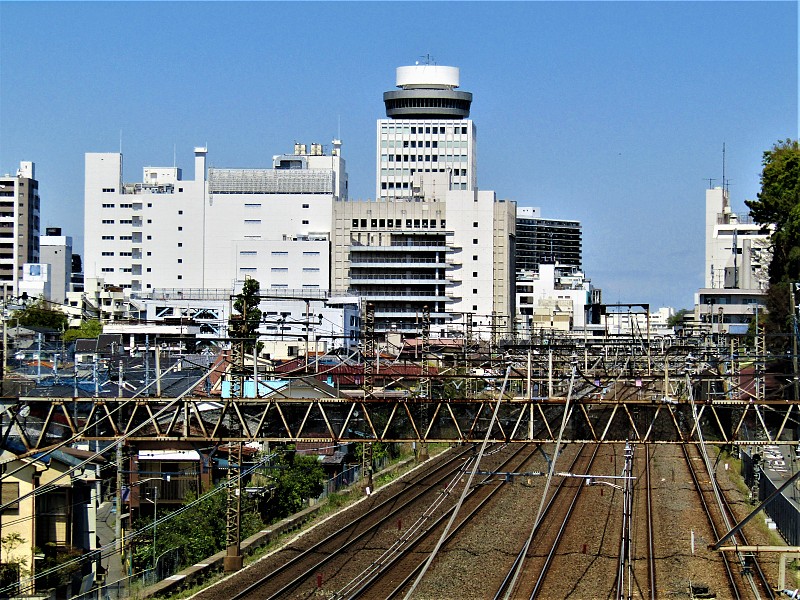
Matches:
[337,114,341,140]
[722,142,726,197]
[173,143,176,169]
[418,53,435,65]
[119,129,123,154]
[705,178,717,189]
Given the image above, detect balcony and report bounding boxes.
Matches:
[348,257,454,269]
[349,273,454,286]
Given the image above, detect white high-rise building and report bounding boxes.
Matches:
[334,64,515,337]
[0,161,40,297]
[84,142,347,294]
[377,65,476,200]
[695,186,770,333]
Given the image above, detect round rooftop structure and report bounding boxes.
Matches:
[384,64,472,119]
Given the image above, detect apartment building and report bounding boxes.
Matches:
[0,162,40,296]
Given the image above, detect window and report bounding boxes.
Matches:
[120,203,132,208]
[244,220,261,224]
[245,203,261,208]
[147,268,151,272]
[102,220,114,224]
[473,272,478,277]
[178,226,183,231]
[177,275,182,280]
[473,222,479,227]
[240,250,257,255]
[473,255,478,260]
[473,289,478,294]
[271,251,288,256]
[303,251,320,256]
[302,220,309,225]
[178,210,183,215]
[271,267,288,272]
[178,243,182,247]
[473,238,478,244]
[120,235,132,240]
[177,259,183,263]
[302,203,309,208]
[303,267,320,272]
[120,219,132,224]
[101,235,114,240]
[473,305,478,311]
[352,219,359,227]
[147,235,152,239]
[1,482,19,512]
[102,188,115,193]
[101,268,114,272]
[147,251,152,256]
[102,203,115,208]
[101,252,114,256]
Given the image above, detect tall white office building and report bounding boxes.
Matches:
[377,65,476,200]
[0,162,40,297]
[334,64,515,337]
[84,142,347,294]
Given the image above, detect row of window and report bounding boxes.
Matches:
[380,168,467,177]
[381,139,468,149]
[380,181,468,192]
[351,218,446,229]
[381,154,469,163]
[381,125,469,135]
[239,251,320,257]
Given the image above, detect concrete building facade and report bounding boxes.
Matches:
[0,162,40,297]
[84,143,346,295]
[516,206,582,274]
[695,186,770,333]
[377,65,476,200]
[334,64,515,337]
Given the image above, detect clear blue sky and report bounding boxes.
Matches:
[1,1,797,310]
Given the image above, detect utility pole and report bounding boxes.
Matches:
[791,284,799,402]
[361,303,375,489]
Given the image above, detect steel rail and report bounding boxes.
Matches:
[338,443,545,599]
[646,444,657,600]
[490,443,598,600]
[225,444,479,600]
[682,444,741,600]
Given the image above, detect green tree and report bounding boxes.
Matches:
[131,488,264,573]
[266,452,325,521]
[667,308,691,328]
[744,140,800,350]
[745,139,800,284]
[229,278,262,348]
[63,320,102,343]
[12,299,68,331]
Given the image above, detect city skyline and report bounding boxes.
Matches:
[1,1,796,310]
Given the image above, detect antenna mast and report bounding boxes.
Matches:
[722,142,726,196]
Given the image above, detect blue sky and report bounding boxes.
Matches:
[1,1,797,310]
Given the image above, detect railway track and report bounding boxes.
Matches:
[683,443,775,600]
[219,443,530,600]
[333,442,548,599]
[494,442,601,598]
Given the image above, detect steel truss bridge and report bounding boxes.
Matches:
[4,333,798,452]
[4,327,799,575]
